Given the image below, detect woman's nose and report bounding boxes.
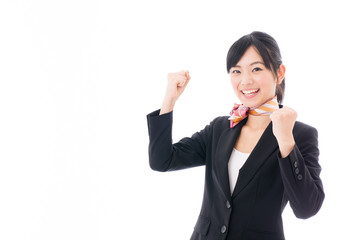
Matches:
[240,73,253,85]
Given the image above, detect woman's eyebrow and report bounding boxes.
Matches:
[232,61,265,68]
[250,61,265,66]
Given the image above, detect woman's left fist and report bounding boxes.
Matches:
[270,106,297,157]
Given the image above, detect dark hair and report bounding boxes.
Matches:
[226,31,285,104]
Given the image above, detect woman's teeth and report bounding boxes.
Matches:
[242,89,259,95]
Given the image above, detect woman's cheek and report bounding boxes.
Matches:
[230,77,238,91]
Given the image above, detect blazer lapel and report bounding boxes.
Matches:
[231,121,279,199]
[213,119,245,201]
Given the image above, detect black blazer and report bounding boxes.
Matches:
[147,110,324,240]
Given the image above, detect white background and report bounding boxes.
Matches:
[0,0,359,239]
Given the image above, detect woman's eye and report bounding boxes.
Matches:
[252,67,262,72]
[232,70,241,74]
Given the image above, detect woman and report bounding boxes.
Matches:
[146,31,324,240]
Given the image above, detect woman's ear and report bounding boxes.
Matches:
[277,64,286,84]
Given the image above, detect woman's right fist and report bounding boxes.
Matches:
[160,70,191,115]
[165,70,191,101]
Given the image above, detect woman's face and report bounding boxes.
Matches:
[230,46,284,108]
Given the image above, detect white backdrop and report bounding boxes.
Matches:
[0,0,359,239]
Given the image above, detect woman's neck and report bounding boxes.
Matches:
[245,115,271,130]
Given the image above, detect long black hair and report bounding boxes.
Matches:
[226,31,285,104]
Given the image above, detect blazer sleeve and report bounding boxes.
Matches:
[147,109,213,172]
[278,123,325,219]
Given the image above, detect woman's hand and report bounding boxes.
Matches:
[270,106,297,158]
[160,70,191,115]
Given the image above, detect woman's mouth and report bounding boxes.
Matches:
[241,89,260,97]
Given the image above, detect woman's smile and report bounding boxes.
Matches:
[241,88,260,98]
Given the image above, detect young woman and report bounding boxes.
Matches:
[146,31,324,240]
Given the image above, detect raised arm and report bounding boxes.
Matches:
[147,110,211,172]
[271,107,324,219]
[147,70,211,172]
[278,122,325,219]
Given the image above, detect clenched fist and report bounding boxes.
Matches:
[270,106,297,158]
[160,70,191,115]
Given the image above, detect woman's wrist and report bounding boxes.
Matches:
[278,138,295,158]
[160,96,176,115]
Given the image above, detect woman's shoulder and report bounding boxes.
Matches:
[293,121,318,140]
[197,115,230,135]
[294,121,317,131]
[209,115,230,128]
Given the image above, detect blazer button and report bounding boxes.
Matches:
[221,225,227,234]
[226,201,231,209]
[294,161,298,168]
[297,174,303,180]
[295,168,300,174]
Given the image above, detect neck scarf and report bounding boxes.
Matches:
[229,96,279,128]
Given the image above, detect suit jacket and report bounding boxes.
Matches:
[147,110,324,240]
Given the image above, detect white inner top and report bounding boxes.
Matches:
[228,148,250,195]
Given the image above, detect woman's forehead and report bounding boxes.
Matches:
[234,46,264,67]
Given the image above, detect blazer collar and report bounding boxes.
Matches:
[213,119,245,200]
[213,118,279,201]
